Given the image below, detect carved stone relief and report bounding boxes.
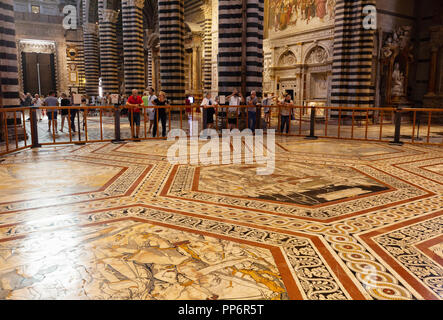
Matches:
[278,50,297,66]
[306,46,328,64]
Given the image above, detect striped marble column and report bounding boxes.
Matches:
[217,0,242,97]
[202,2,212,92]
[121,0,145,94]
[83,23,100,97]
[0,0,20,109]
[147,48,153,89]
[245,0,264,95]
[158,0,185,105]
[218,0,264,97]
[99,8,120,94]
[331,0,376,107]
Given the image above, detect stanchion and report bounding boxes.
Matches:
[112,105,125,144]
[75,108,86,145]
[305,106,318,140]
[30,107,41,148]
[389,107,404,146]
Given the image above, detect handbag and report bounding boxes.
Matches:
[228,111,237,119]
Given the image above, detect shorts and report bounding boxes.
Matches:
[148,108,155,121]
[47,111,58,120]
[128,112,141,126]
[61,109,69,116]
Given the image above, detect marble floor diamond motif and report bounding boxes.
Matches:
[0,137,441,300]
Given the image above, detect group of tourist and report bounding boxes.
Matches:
[20,91,88,134]
[125,88,169,139]
[19,88,297,138]
[125,87,296,138]
[199,89,296,134]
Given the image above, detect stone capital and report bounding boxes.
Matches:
[202,0,212,18]
[83,23,98,35]
[122,0,144,9]
[102,9,119,23]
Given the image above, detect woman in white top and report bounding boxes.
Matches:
[32,94,43,121]
[201,92,217,130]
[147,87,157,135]
[226,88,244,130]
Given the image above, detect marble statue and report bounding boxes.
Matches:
[391,63,405,97]
[381,26,413,59]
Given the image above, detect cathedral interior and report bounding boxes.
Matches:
[3,0,443,107]
[0,0,442,301]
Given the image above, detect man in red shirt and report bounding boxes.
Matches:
[126,89,143,139]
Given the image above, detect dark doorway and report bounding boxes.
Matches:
[21,52,56,96]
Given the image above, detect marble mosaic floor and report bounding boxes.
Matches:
[0,137,441,300]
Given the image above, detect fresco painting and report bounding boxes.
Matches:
[269,0,335,33]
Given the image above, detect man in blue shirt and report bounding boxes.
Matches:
[43,91,59,134]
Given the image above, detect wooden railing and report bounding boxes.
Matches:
[0,104,442,157]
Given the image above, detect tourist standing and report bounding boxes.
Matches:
[43,91,59,134]
[152,91,169,138]
[147,87,157,135]
[279,93,293,134]
[201,92,217,132]
[262,93,274,127]
[32,94,43,121]
[226,88,244,130]
[126,89,143,139]
[60,93,71,132]
[24,93,32,107]
[246,90,259,133]
[80,98,87,131]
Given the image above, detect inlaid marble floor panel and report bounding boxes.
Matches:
[0,137,441,300]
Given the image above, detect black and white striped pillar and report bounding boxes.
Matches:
[83,22,100,97]
[245,0,264,95]
[147,48,153,89]
[218,0,264,97]
[202,3,212,93]
[158,0,185,105]
[121,0,145,95]
[331,0,376,107]
[0,0,20,109]
[99,7,119,95]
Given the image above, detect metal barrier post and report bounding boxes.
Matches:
[390,107,403,146]
[30,107,41,148]
[305,106,318,140]
[112,105,125,144]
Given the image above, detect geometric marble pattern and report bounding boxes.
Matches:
[0,137,441,300]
